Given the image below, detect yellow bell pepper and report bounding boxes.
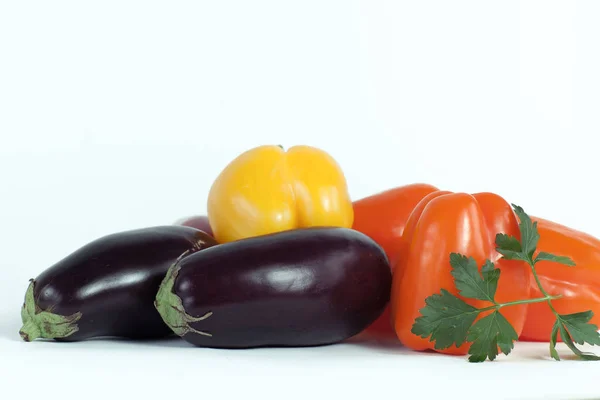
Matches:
[207,145,354,243]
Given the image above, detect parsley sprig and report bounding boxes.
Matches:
[411,204,600,362]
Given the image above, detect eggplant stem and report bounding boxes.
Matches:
[19,279,82,342]
[154,255,213,338]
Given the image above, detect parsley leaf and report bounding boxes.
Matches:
[495,233,522,252]
[411,289,479,350]
[534,252,576,267]
[551,311,600,361]
[450,253,499,303]
[495,233,527,262]
[412,254,514,361]
[511,204,540,260]
[549,321,560,361]
[466,311,519,362]
[560,311,600,345]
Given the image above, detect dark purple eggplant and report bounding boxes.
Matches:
[175,215,214,237]
[19,226,216,342]
[154,227,391,348]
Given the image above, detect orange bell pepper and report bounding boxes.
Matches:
[352,183,440,267]
[519,217,600,341]
[352,185,532,351]
[352,183,440,336]
[390,190,531,353]
[207,145,354,243]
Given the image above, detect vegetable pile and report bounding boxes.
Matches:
[19,144,600,362]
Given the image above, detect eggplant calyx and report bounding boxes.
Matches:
[19,279,82,342]
[154,261,213,338]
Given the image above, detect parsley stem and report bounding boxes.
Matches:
[496,293,562,309]
[474,293,563,315]
[528,262,561,315]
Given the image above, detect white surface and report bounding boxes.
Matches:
[2,1,600,399]
[1,333,600,400]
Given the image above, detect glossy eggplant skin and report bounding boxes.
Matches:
[156,227,391,348]
[20,226,216,342]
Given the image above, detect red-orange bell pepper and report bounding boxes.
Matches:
[520,217,600,341]
[389,190,531,353]
[353,184,600,345]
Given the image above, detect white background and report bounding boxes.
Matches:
[1,1,599,399]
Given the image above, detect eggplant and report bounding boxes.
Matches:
[154,227,391,348]
[19,226,217,342]
[175,215,214,237]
